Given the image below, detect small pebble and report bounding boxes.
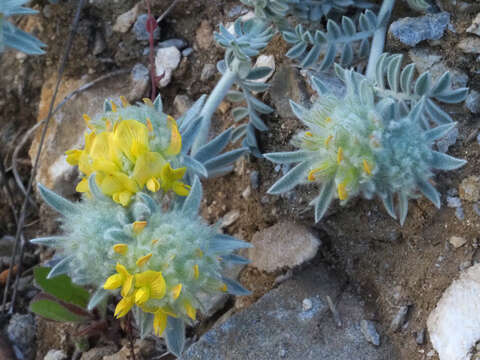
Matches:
[447,196,461,208]
[250,171,260,189]
[361,320,381,346]
[390,305,409,332]
[133,14,160,41]
[449,236,467,248]
[455,207,465,221]
[182,47,193,57]
[302,298,313,311]
[416,328,426,345]
[242,186,251,199]
[158,38,188,50]
[220,210,240,228]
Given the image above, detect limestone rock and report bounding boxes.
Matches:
[427,264,480,360]
[466,13,480,37]
[113,4,139,33]
[459,176,480,202]
[270,66,309,118]
[249,221,320,272]
[155,46,181,87]
[458,37,480,54]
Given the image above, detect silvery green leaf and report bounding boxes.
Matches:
[341,43,353,67]
[311,76,329,95]
[247,67,273,80]
[320,44,336,71]
[314,30,327,44]
[248,96,273,114]
[359,13,369,31]
[415,72,431,96]
[132,202,151,221]
[204,148,248,171]
[222,277,251,295]
[283,31,299,43]
[153,94,163,113]
[3,25,45,54]
[417,178,441,208]
[326,19,341,39]
[133,307,154,339]
[301,44,321,68]
[290,100,307,119]
[267,161,311,194]
[232,124,248,143]
[87,288,109,311]
[183,156,208,177]
[434,87,468,104]
[208,234,252,254]
[312,180,335,222]
[407,0,430,11]
[387,54,402,93]
[221,254,250,264]
[103,227,131,242]
[180,116,202,153]
[429,151,466,170]
[197,129,236,162]
[398,192,409,226]
[103,99,112,112]
[286,41,308,59]
[424,122,457,142]
[409,98,425,123]
[178,95,206,131]
[30,236,65,247]
[264,150,313,164]
[365,9,378,28]
[47,256,74,279]
[38,184,77,215]
[241,80,270,92]
[182,176,202,215]
[165,317,185,357]
[359,39,370,57]
[226,91,245,103]
[425,99,452,124]
[375,53,389,90]
[206,165,234,178]
[341,16,356,36]
[430,72,451,96]
[138,193,158,213]
[249,111,268,131]
[400,63,416,95]
[217,60,227,74]
[88,174,107,201]
[232,107,249,122]
[382,192,397,219]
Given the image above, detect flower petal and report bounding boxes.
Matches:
[153,310,167,336]
[114,295,134,318]
[103,273,122,290]
[165,116,182,156]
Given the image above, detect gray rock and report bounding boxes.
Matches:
[390,305,410,332]
[0,235,14,257]
[133,14,160,41]
[459,176,480,202]
[79,345,117,360]
[250,171,259,189]
[173,94,193,116]
[447,196,462,208]
[302,298,313,311]
[220,210,240,228]
[183,263,398,360]
[457,37,480,54]
[7,314,36,360]
[270,65,309,118]
[228,5,248,18]
[467,13,480,37]
[158,38,187,50]
[449,236,468,248]
[361,320,381,346]
[389,12,451,47]
[249,221,320,273]
[437,127,458,154]
[93,31,106,55]
[130,63,150,100]
[466,90,480,114]
[44,350,67,360]
[200,63,217,82]
[416,328,426,345]
[113,4,139,33]
[155,46,181,87]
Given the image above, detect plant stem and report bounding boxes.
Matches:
[191,67,238,154]
[366,0,396,80]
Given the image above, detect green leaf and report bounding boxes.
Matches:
[29,294,90,323]
[34,266,90,308]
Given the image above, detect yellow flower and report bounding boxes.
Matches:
[114,294,135,318]
[103,263,134,298]
[134,270,166,305]
[183,299,196,320]
[153,309,168,336]
[160,163,191,196]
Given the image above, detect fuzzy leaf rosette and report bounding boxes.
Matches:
[266,71,466,224]
[65,96,190,207]
[33,177,251,355]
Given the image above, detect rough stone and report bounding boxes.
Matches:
[155,46,181,88]
[449,236,468,248]
[7,313,36,360]
[467,13,480,37]
[408,48,468,88]
[220,210,240,228]
[196,20,213,50]
[427,264,480,360]
[182,47,193,57]
[466,90,480,114]
[361,320,381,346]
[270,66,309,118]
[250,171,259,189]
[0,236,14,257]
[44,350,67,360]
[29,72,145,198]
[200,63,217,82]
[183,263,398,360]
[458,37,480,54]
[79,345,117,360]
[133,14,160,41]
[158,38,188,50]
[390,305,409,332]
[416,328,426,345]
[389,12,451,47]
[130,63,150,100]
[249,222,320,273]
[459,176,480,202]
[173,94,193,117]
[113,4,139,33]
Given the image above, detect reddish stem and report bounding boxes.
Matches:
[146,0,158,101]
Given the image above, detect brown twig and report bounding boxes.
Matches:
[127,313,137,360]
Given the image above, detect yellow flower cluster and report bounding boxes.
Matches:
[65,99,189,206]
[103,239,197,336]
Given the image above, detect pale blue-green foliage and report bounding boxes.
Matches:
[33,177,251,355]
[214,18,275,156]
[265,58,466,225]
[0,0,46,54]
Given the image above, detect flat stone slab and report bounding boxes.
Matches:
[182,263,398,360]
